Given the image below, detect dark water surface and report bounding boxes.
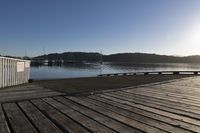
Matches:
[30,62,200,79]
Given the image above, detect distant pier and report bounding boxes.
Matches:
[98,71,200,77]
[31,59,88,66]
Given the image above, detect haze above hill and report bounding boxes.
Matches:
[34,52,200,63]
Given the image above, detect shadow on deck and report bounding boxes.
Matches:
[1,76,200,132]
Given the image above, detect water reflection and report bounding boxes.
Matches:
[30,62,200,79]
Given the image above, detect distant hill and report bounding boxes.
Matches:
[34,52,102,62]
[33,52,200,63]
[104,53,200,63]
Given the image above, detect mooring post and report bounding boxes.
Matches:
[194,72,198,75]
[173,71,179,75]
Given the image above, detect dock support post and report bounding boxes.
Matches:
[173,72,179,75]
[194,72,198,75]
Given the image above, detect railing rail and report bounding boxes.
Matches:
[98,71,200,77]
[0,57,30,88]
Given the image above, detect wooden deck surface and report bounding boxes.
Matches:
[0,84,64,103]
[1,77,200,133]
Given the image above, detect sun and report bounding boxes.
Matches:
[188,25,200,45]
[176,21,200,55]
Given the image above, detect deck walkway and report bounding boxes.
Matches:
[0,84,64,103]
[1,76,200,133]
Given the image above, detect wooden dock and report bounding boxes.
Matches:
[1,77,200,132]
[98,71,200,77]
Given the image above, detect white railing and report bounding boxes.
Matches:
[0,57,31,88]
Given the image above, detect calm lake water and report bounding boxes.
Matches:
[30,62,200,79]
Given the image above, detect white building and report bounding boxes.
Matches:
[0,57,31,88]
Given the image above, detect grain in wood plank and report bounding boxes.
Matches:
[102,93,200,126]
[155,81,200,90]
[83,96,191,133]
[0,87,43,94]
[120,90,200,113]
[0,89,54,97]
[147,86,200,101]
[0,91,63,103]
[0,105,10,133]
[169,82,200,88]
[18,101,63,133]
[125,88,200,107]
[31,99,89,133]
[97,94,200,132]
[43,97,116,133]
[129,88,200,106]
[168,79,200,88]
[108,91,200,120]
[54,96,142,133]
[126,86,200,102]
[152,84,200,94]
[68,96,167,133]
[147,85,200,101]
[91,95,200,132]
[3,103,38,133]
[0,85,45,93]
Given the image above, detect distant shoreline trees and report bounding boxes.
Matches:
[33,52,200,63]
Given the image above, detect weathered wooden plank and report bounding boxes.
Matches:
[125,88,200,107]
[43,97,116,133]
[123,89,194,106]
[103,93,200,126]
[126,85,200,101]
[54,96,142,133]
[168,79,200,88]
[18,101,63,133]
[0,91,63,103]
[0,105,10,133]
[97,94,200,132]
[90,95,200,132]
[68,96,167,133]
[0,85,44,93]
[3,103,38,133]
[83,96,191,133]
[107,91,200,120]
[31,99,89,133]
[148,85,200,101]
[0,89,54,97]
[152,84,200,94]
[146,86,200,101]
[120,90,200,113]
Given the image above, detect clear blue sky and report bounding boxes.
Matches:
[1,0,200,57]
